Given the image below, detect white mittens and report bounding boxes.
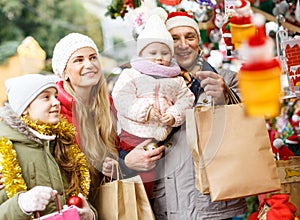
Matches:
[18,186,57,213]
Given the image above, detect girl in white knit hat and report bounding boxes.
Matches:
[0,74,95,219]
[112,12,195,199]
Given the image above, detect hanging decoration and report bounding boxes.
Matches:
[229,0,256,49]
[238,13,282,118]
[105,0,141,19]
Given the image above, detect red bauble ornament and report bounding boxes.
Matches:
[159,0,182,6]
[67,196,83,208]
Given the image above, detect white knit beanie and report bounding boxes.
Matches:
[52,33,99,77]
[5,74,57,116]
[137,13,174,55]
[166,11,200,39]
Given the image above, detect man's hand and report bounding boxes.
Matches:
[124,139,165,171]
[195,71,227,104]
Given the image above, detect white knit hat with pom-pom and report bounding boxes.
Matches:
[52,33,99,78]
[136,8,174,55]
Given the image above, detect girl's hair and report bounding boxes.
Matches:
[63,71,118,171]
[54,137,81,196]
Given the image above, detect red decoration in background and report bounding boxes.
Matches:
[249,194,297,220]
[159,0,182,6]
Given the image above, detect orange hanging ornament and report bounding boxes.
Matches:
[238,13,282,118]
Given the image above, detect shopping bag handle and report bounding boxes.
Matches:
[35,194,61,219]
[224,83,240,105]
[101,161,123,184]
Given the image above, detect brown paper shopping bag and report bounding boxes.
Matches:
[186,104,281,201]
[91,175,155,220]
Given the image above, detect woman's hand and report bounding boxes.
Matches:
[73,193,94,220]
[124,139,165,171]
[102,157,119,178]
[195,71,227,104]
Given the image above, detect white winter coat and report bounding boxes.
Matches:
[112,66,195,139]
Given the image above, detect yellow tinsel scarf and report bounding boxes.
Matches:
[0,116,90,199]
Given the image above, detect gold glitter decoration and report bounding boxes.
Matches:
[0,116,90,200]
[0,137,27,198]
[68,144,90,198]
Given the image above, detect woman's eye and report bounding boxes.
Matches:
[74,58,83,63]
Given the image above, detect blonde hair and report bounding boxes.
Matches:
[64,73,118,171]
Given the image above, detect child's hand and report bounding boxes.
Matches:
[160,113,175,126]
[149,107,161,122]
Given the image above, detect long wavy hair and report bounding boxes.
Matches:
[63,70,118,173]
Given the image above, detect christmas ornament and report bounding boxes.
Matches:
[272,138,294,160]
[194,3,214,23]
[143,142,159,151]
[238,13,282,118]
[214,9,225,29]
[249,194,298,220]
[159,0,182,6]
[222,19,234,56]
[229,0,256,49]
[67,196,83,208]
[209,28,222,43]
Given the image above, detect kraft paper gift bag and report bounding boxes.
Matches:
[92,175,155,220]
[186,103,281,202]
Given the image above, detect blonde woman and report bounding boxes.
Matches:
[51,33,164,182]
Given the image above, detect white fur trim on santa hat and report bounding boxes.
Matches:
[137,14,174,55]
[166,15,200,39]
[239,38,274,62]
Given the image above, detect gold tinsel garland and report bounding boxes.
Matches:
[0,116,90,199]
[0,137,27,198]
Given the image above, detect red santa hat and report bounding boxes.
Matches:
[234,0,252,17]
[285,134,299,145]
[166,11,200,39]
